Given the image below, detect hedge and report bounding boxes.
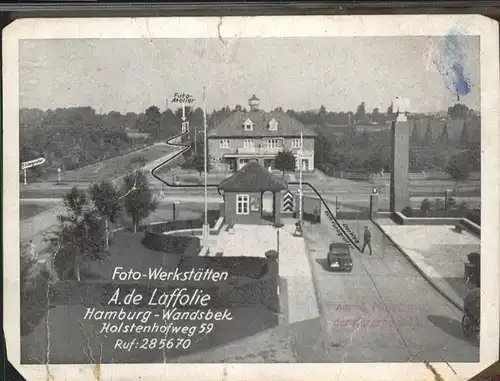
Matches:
[466,210,481,226]
[142,231,201,256]
[178,257,268,279]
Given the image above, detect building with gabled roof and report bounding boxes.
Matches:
[218,161,288,225]
[207,95,316,172]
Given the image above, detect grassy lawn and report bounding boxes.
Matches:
[48,145,174,183]
[20,203,55,220]
[155,168,233,184]
[85,229,183,279]
[21,222,296,363]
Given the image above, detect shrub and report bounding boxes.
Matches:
[435,198,444,211]
[457,201,469,212]
[447,196,457,207]
[467,252,480,266]
[467,209,481,225]
[420,198,431,215]
[401,206,413,217]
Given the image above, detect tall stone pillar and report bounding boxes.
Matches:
[390,97,411,214]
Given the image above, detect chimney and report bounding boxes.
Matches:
[248,94,260,111]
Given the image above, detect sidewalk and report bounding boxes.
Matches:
[202,223,320,324]
[373,218,479,310]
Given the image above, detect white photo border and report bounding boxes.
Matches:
[3,15,499,381]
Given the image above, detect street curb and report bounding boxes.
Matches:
[371,218,464,312]
[301,227,330,355]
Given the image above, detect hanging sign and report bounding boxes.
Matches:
[171,93,195,104]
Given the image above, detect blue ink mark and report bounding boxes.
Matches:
[452,63,471,100]
[434,28,473,101]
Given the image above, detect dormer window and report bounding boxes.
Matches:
[268,118,278,131]
[244,118,253,131]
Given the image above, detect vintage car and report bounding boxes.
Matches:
[327,242,353,272]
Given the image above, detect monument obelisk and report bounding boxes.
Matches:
[390,97,411,213]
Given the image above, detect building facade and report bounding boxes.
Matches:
[218,161,288,226]
[207,95,316,173]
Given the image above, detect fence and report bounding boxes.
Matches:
[329,170,480,181]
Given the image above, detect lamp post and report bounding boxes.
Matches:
[173,201,180,221]
[299,132,304,224]
[274,222,284,256]
[202,87,209,241]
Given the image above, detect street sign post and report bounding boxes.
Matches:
[21,157,46,185]
[171,93,194,135]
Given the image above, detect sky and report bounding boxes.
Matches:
[19,36,480,114]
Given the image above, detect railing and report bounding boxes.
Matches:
[289,181,362,252]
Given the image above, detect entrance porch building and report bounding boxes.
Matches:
[221,142,315,172]
[218,161,288,226]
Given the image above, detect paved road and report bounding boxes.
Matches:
[21,194,480,208]
[302,219,479,362]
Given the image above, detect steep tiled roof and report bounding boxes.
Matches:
[218,161,288,192]
[208,110,317,138]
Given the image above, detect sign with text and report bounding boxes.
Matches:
[171,92,195,104]
[21,157,46,170]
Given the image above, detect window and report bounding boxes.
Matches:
[291,139,302,149]
[236,194,250,215]
[268,118,278,131]
[219,139,230,149]
[243,118,253,131]
[266,138,283,149]
[243,139,254,149]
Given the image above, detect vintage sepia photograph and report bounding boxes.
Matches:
[3,15,499,381]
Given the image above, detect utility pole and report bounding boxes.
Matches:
[202,87,209,241]
[299,132,304,224]
[194,125,198,156]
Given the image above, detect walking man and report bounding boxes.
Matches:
[362,226,372,255]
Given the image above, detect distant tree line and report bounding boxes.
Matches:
[313,103,480,182]
[20,101,479,181]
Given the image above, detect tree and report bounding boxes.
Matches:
[439,123,449,145]
[372,108,381,124]
[420,198,431,216]
[446,152,473,188]
[138,105,163,139]
[423,120,433,145]
[122,171,158,233]
[274,149,296,177]
[459,120,470,147]
[89,180,123,250]
[365,151,383,173]
[48,186,105,282]
[192,153,212,176]
[355,102,366,124]
[410,122,421,146]
[448,103,470,120]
